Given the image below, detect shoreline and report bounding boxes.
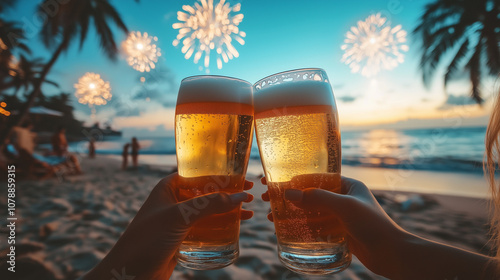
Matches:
[109,154,492,199]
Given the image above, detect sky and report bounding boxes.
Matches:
[4,0,498,136]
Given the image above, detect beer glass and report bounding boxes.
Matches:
[253,68,351,274]
[174,75,254,270]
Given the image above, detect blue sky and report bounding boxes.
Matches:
[5,0,495,136]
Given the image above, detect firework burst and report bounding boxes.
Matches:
[74,73,112,106]
[341,13,409,77]
[172,0,246,70]
[123,31,162,72]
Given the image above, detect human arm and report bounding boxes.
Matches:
[262,176,496,280]
[84,173,254,280]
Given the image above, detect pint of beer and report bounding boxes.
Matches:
[174,76,254,270]
[253,69,351,274]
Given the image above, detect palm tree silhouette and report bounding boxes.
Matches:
[1,55,59,94]
[0,20,31,85]
[1,0,129,144]
[414,0,500,104]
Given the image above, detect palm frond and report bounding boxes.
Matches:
[93,7,119,60]
[465,36,483,104]
[444,38,470,86]
[482,11,500,75]
[96,0,128,34]
[0,0,17,14]
[43,79,60,88]
[418,22,469,86]
[78,2,92,50]
[0,20,29,53]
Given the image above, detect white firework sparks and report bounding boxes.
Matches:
[341,13,409,77]
[74,73,112,106]
[123,31,162,72]
[172,0,246,70]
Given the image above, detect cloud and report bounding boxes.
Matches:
[137,67,176,90]
[132,88,162,100]
[113,107,176,131]
[341,114,489,131]
[133,67,178,107]
[114,105,141,117]
[337,95,357,103]
[437,94,477,110]
[122,124,174,138]
[332,83,345,90]
[103,96,141,117]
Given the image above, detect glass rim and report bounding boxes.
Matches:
[181,74,251,86]
[253,68,326,88]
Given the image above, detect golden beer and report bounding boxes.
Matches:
[175,77,253,270]
[254,69,351,274]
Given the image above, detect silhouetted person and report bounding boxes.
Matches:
[131,137,140,168]
[88,138,96,158]
[122,143,130,170]
[12,120,35,154]
[52,126,68,157]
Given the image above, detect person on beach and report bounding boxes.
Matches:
[11,120,36,154]
[50,125,82,175]
[51,126,69,157]
[131,137,140,168]
[84,93,499,279]
[88,138,96,158]
[122,143,130,170]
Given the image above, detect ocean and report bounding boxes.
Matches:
[68,126,488,174]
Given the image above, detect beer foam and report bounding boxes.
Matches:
[177,75,253,105]
[253,80,336,114]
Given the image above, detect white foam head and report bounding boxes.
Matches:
[253,69,335,114]
[177,75,252,105]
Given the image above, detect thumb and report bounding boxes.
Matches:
[174,192,248,228]
[285,188,354,215]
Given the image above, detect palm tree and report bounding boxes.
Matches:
[1,0,129,144]
[414,0,500,104]
[0,55,59,94]
[0,19,31,86]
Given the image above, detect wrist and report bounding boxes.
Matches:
[379,229,420,279]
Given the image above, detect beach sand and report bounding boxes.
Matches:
[0,156,492,279]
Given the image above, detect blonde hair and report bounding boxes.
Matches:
[485,89,500,271]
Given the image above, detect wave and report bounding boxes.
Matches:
[342,156,485,173]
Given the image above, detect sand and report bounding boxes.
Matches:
[0,156,493,280]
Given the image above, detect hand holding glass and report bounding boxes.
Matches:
[253,68,351,275]
[174,76,254,270]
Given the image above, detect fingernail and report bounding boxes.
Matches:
[230,192,248,204]
[285,189,303,201]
